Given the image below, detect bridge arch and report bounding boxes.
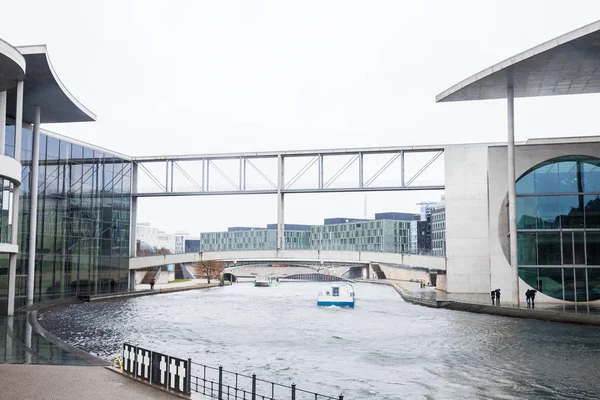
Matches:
[223,272,238,283]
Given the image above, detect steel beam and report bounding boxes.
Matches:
[277,154,285,250]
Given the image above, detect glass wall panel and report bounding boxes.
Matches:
[538,268,563,300]
[537,232,561,265]
[574,232,585,265]
[517,197,536,229]
[588,268,600,301]
[516,170,534,194]
[518,267,538,289]
[534,162,559,194]
[518,232,537,265]
[558,161,580,193]
[583,161,600,192]
[575,269,587,302]
[559,195,584,228]
[584,195,600,229]
[563,268,574,301]
[536,196,559,229]
[586,232,600,265]
[562,232,573,265]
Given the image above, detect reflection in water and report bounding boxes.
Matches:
[39,283,600,399]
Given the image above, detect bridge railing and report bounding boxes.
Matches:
[190,361,344,400]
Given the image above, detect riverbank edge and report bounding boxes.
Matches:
[16,282,227,367]
[81,281,225,302]
[103,367,200,399]
[368,280,600,326]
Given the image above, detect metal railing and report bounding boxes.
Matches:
[190,362,344,400]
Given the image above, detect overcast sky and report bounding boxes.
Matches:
[2,1,600,234]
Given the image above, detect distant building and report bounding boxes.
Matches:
[200,229,311,251]
[431,206,446,257]
[175,231,200,253]
[185,239,201,253]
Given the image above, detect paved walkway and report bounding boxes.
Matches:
[136,278,215,291]
[390,280,600,315]
[0,365,183,400]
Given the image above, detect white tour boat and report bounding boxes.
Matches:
[317,283,355,308]
[254,275,280,287]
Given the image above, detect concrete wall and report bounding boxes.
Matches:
[488,141,600,303]
[376,264,432,283]
[444,144,491,293]
[436,274,447,291]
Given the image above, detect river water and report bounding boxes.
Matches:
[39,282,600,399]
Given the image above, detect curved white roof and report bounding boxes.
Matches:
[6,45,96,124]
[0,38,25,92]
[436,20,600,102]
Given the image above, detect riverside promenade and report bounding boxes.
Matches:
[376,279,600,326]
[0,279,221,399]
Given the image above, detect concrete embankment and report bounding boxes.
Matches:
[80,282,224,302]
[369,279,600,326]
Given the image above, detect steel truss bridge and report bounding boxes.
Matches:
[129,145,445,252]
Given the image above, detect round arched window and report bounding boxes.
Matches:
[515,156,600,302]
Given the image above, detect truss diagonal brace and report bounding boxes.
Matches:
[364,152,402,188]
[137,161,166,192]
[208,160,239,190]
[245,159,277,189]
[285,155,319,189]
[324,154,359,189]
[405,150,443,187]
[173,161,203,192]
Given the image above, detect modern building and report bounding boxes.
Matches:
[0,42,131,315]
[174,231,200,254]
[431,199,446,257]
[436,20,600,304]
[199,228,311,252]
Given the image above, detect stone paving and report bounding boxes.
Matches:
[0,365,185,400]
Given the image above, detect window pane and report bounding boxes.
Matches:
[588,268,600,301]
[558,161,580,193]
[517,197,537,229]
[574,232,585,264]
[534,162,558,194]
[536,196,559,229]
[538,268,563,300]
[516,171,534,194]
[559,195,584,229]
[518,267,537,289]
[582,160,600,192]
[575,269,587,302]
[564,268,574,301]
[537,232,561,265]
[584,195,600,229]
[518,232,537,265]
[586,232,600,265]
[562,232,573,264]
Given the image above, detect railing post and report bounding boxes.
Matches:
[291,384,296,400]
[218,365,223,400]
[187,358,192,394]
[252,374,257,400]
[339,395,344,400]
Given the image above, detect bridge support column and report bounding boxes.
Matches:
[130,162,138,257]
[277,154,285,250]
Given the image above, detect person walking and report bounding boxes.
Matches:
[525,289,531,308]
[490,290,495,306]
[150,277,156,290]
[495,289,501,306]
[530,289,537,309]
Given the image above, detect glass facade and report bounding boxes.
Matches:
[0,127,131,314]
[200,230,310,251]
[516,156,600,302]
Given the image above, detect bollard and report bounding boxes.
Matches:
[252,374,257,400]
[291,384,296,400]
[218,366,223,400]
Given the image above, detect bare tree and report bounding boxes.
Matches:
[191,260,224,283]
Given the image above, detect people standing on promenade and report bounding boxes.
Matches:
[495,289,501,306]
[530,289,537,309]
[491,290,495,305]
[525,289,531,308]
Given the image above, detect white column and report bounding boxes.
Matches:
[27,105,41,306]
[0,91,6,153]
[276,154,284,251]
[7,81,23,316]
[507,87,519,305]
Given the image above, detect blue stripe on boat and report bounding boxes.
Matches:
[317,301,354,308]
